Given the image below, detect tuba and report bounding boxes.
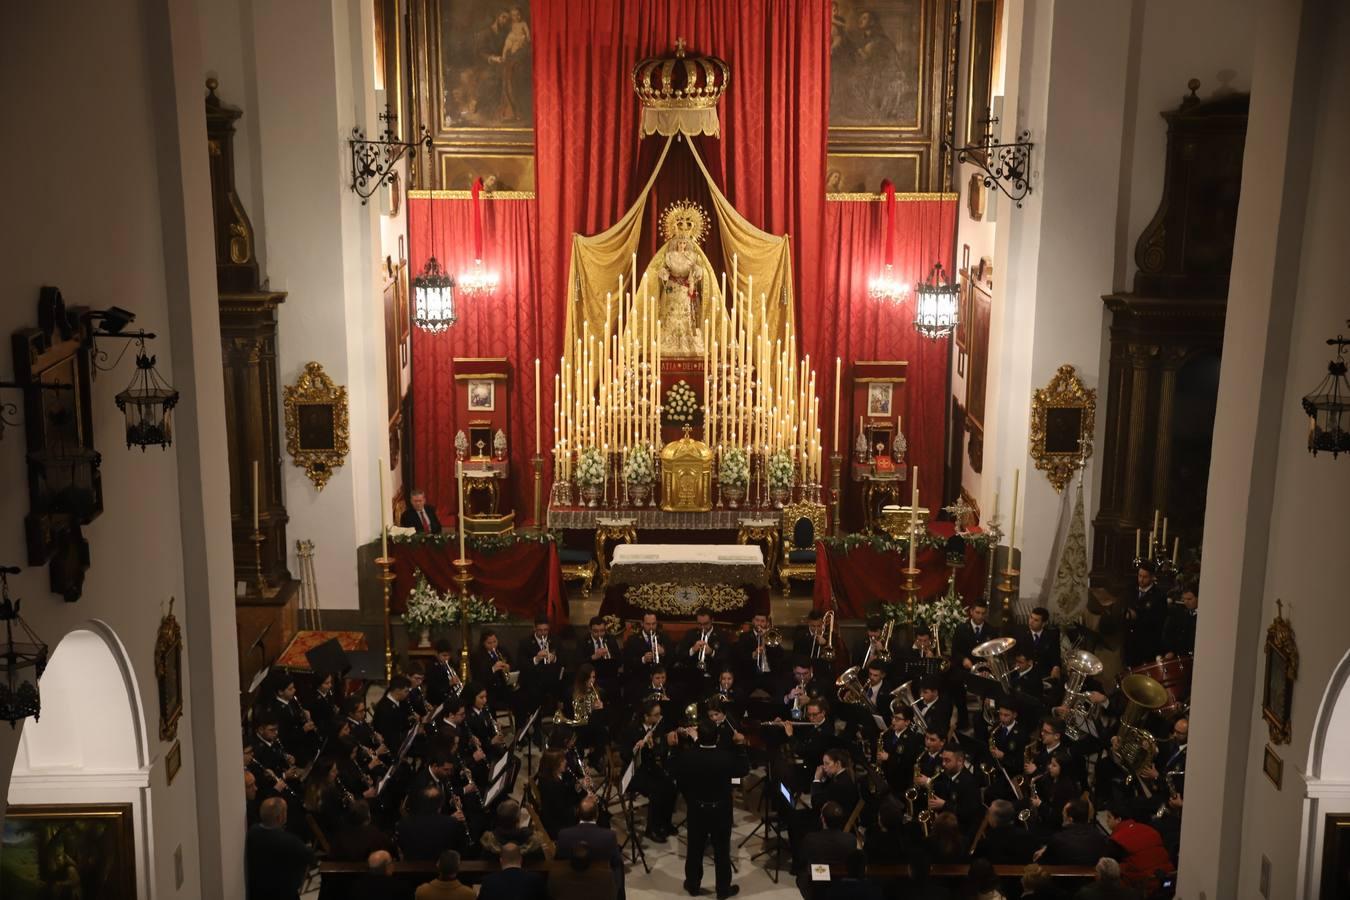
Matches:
[1110,674,1169,791]
[971,637,1017,726]
[836,666,875,714]
[1061,649,1105,740]
[890,680,926,735]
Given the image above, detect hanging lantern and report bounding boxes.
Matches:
[413,255,456,333]
[457,177,499,298]
[114,340,179,450]
[0,567,48,727]
[913,261,960,340]
[1301,327,1350,458]
[869,180,908,304]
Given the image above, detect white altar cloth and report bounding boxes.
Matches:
[609,543,765,586]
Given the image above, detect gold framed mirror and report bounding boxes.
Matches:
[284,362,350,490]
[1262,599,1298,745]
[1029,364,1096,492]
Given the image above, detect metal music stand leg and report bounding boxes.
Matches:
[620,788,652,874]
[742,769,784,884]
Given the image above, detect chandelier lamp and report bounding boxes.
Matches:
[1302,323,1350,458]
[412,186,457,333]
[456,177,499,298]
[913,261,960,340]
[0,566,48,728]
[868,180,908,304]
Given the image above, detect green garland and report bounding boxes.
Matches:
[820,529,991,557]
[389,529,561,555]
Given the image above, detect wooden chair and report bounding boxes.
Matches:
[778,502,827,596]
[843,798,867,834]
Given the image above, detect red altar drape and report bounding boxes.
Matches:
[812,525,989,618]
[813,199,958,526]
[408,197,552,523]
[391,541,567,627]
[533,0,831,351]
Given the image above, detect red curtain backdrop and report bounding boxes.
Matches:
[812,198,958,525]
[533,0,831,350]
[408,196,551,524]
[391,541,567,627]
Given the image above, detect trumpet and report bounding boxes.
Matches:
[818,610,837,662]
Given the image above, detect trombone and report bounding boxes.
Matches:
[871,619,895,665]
[818,609,837,662]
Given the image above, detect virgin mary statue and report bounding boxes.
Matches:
[652,201,717,356]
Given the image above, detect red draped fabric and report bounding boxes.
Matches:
[391,541,567,627]
[533,0,831,347]
[408,197,551,523]
[812,525,989,618]
[813,199,958,528]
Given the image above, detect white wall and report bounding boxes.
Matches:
[0,1,243,897]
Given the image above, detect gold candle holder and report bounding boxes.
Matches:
[452,556,475,683]
[532,455,545,533]
[996,566,1021,625]
[376,553,396,682]
[251,529,268,598]
[829,452,844,537]
[901,565,921,632]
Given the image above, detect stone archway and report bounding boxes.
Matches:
[1297,649,1350,899]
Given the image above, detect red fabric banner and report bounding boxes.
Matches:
[408,197,551,523]
[390,540,568,628]
[812,198,958,527]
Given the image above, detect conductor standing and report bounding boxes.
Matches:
[672,724,749,898]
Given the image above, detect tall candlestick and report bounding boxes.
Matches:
[457,461,467,560]
[1172,536,1180,566]
[1135,529,1141,559]
[1009,469,1020,552]
[1152,508,1160,536]
[1161,517,1168,547]
[909,464,919,569]
[252,459,260,531]
[378,457,388,558]
[832,357,841,452]
[534,358,541,454]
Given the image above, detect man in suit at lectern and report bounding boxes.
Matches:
[400,488,443,534]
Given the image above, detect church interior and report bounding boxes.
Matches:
[1,1,1349,898]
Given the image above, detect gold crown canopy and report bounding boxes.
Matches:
[660,200,710,245]
[632,38,730,138]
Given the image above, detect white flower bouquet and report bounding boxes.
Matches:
[573,446,606,488]
[403,574,458,630]
[622,444,656,485]
[767,451,797,490]
[664,379,699,424]
[719,447,750,488]
[882,588,969,649]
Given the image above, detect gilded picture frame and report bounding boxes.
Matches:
[283,362,351,490]
[1262,599,1298,745]
[1029,364,1096,493]
[1263,744,1283,789]
[0,803,136,899]
[155,597,183,742]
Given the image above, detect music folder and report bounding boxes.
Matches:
[621,760,635,794]
[490,751,511,784]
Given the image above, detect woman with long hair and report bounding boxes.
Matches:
[564,663,606,766]
[927,811,967,863]
[464,683,507,759]
[1029,750,1082,832]
[301,755,349,839]
[534,748,580,839]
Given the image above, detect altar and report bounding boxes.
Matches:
[609,543,765,587]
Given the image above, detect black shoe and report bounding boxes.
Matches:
[646,829,668,843]
[717,887,740,899]
[684,884,706,896]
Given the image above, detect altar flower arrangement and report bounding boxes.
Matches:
[719,447,750,488]
[403,574,458,643]
[767,451,796,490]
[882,585,969,650]
[622,443,656,485]
[573,446,606,488]
[664,379,699,424]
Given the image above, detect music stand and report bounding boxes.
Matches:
[617,755,652,874]
[740,770,788,883]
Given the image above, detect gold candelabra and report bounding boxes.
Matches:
[901,565,921,628]
[531,454,545,532]
[452,556,475,683]
[996,556,1020,626]
[829,452,844,537]
[376,553,396,682]
[251,528,269,599]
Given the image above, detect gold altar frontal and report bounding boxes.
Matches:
[660,430,713,512]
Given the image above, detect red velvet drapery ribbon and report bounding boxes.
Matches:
[881,179,896,266]
[470,177,484,262]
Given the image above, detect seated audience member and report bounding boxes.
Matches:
[926,811,968,863]
[1074,857,1144,900]
[797,801,856,899]
[332,801,395,862]
[905,852,954,900]
[244,797,314,900]
[481,799,549,862]
[478,842,547,900]
[244,770,259,828]
[1036,799,1118,866]
[352,850,413,900]
[1018,864,1057,899]
[400,488,443,534]
[414,850,475,900]
[822,849,884,900]
[548,842,617,900]
[556,795,623,896]
[397,787,468,862]
[535,748,582,838]
[972,799,1042,864]
[1102,805,1174,895]
[961,857,1008,900]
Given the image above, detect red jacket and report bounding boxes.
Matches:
[1112,818,1175,892]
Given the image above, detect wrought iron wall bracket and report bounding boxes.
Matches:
[947,129,1035,207]
[348,110,433,204]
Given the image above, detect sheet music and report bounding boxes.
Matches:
[872,714,887,730]
[518,709,540,742]
[485,775,507,806]
[621,759,635,794]
[491,751,511,783]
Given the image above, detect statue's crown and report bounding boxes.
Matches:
[632,38,730,113]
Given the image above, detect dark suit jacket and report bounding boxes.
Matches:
[672,745,750,816]
[797,829,858,898]
[622,630,670,673]
[400,504,443,534]
[396,812,468,861]
[1161,605,1197,657]
[809,772,860,815]
[244,824,315,900]
[556,821,623,869]
[372,696,413,752]
[737,628,786,680]
[547,864,616,900]
[517,634,564,691]
[352,873,414,900]
[949,620,999,668]
[677,625,728,672]
[1040,822,1118,865]
[478,867,547,900]
[1016,626,1063,679]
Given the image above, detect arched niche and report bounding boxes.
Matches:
[1298,649,1350,899]
[6,622,154,899]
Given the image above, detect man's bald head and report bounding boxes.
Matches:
[260,797,287,827]
[499,843,523,867]
[367,850,393,875]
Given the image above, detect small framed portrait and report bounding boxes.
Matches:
[1263,745,1283,789]
[867,383,893,417]
[467,379,495,412]
[166,741,182,785]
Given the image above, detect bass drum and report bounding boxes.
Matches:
[1126,655,1193,716]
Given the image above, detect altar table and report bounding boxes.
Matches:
[609,543,766,588]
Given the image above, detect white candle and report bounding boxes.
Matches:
[457,461,467,560]
[1172,536,1180,566]
[832,357,842,453]
[252,459,260,531]
[378,458,388,558]
[909,464,919,569]
[534,358,541,455]
[1009,469,1020,552]
[1135,528,1141,559]
[1161,517,1168,547]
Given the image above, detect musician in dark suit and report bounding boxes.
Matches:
[1161,582,1199,658]
[985,702,1029,801]
[809,748,861,814]
[678,608,728,689]
[426,640,465,706]
[911,677,953,739]
[620,700,678,841]
[259,673,319,766]
[303,671,344,739]
[399,488,443,534]
[470,630,517,715]
[579,616,623,694]
[926,744,983,835]
[1015,607,1063,681]
[739,613,786,695]
[1007,649,1044,699]
[875,707,924,790]
[396,786,469,861]
[706,667,747,723]
[622,613,670,680]
[850,616,894,671]
[517,616,563,711]
[671,725,750,898]
[1125,563,1168,666]
[949,601,999,671]
[792,609,834,678]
